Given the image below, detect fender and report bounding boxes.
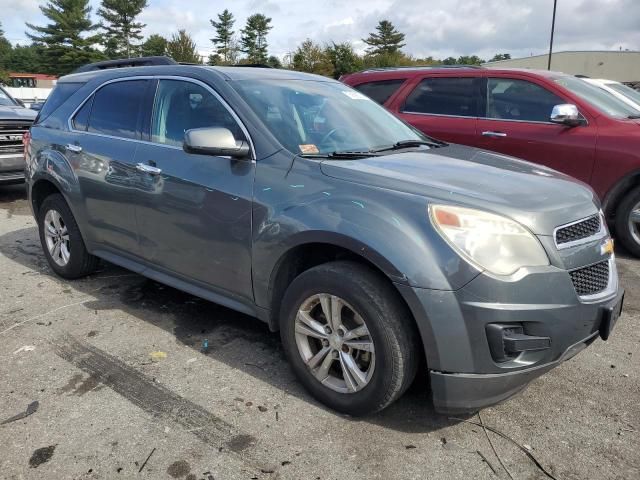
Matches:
[601,167,640,218]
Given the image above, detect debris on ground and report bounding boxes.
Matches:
[149,351,167,361]
[13,345,35,354]
[138,447,156,473]
[1,400,39,425]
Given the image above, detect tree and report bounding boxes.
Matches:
[363,20,405,56]
[266,55,281,68]
[26,0,104,75]
[456,55,485,65]
[166,30,201,63]
[489,53,511,62]
[325,42,362,79]
[0,22,12,69]
[240,14,272,64]
[98,0,148,58]
[210,9,235,63]
[141,34,167,57]
[4,44,44,73]
[292,39,332,76]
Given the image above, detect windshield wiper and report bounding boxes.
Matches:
[370,139,446,153]
[627,114,640,119]
[301,150,378,159]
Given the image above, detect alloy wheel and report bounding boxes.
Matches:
[629,201,640,247]
[294,293,375,394]
[44,209,70,267]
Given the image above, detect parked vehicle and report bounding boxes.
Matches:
[583,78,640,112]
[26,58,623,415]
[342,67,640,257]
[0,85,37,184]
[29,101,45,112]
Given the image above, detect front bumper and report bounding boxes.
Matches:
[396,259,623,414]
[0,153,26,183]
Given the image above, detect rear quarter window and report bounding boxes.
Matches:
[353,79,406,105]
[36,82,84,123]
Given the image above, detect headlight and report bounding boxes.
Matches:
[429,204,549,275]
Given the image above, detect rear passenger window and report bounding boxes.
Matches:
[403,77,478,117]
[353,79,405,105]
[486,78,564,122]
[72,96,93,131]
[151,79,245,147]
[87,80,147,139]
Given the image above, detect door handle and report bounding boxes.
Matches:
[65,144,82,153]
[136,163,162,175]
[482,131,508,138]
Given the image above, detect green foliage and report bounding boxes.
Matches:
[4,44,46,73]
[293,39,332,76]
[363,20,406,56]
[141,34,168,57]
[210,9,235,63]
[325,42,362,79]
[267,55,282,68]
[26,0,104,75]
[0,23,12,70]
[98,0,148,58]
[241,13,272,64]
[489,53,511,62]
[166,30,201,64]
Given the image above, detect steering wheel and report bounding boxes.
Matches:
[319,128,343,146]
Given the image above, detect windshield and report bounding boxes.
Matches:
[607,83,640,109]
[555,76,639,118]
[0,87,18,107]
[232,79,430,155]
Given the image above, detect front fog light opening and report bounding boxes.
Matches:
[486,324,551,363]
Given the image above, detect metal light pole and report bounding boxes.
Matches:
[548,0,558,70]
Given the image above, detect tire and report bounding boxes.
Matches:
[614,187,640,258]
[280,261,420,416]
[38,193,99,279]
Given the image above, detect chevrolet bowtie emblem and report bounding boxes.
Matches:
[601,238,614,256]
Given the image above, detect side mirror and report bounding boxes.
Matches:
[550,104,583,127]
[183,127,251,159]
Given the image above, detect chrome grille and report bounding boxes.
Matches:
[569,261,610,296]
[0,122,31,155]
[555,215,601,246]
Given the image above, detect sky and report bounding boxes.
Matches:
[1,0,639,61]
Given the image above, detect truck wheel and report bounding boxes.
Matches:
[38,194,99,279]
[615,187,640,257]
[280,261,419,416]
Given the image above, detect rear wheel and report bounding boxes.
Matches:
[280,261,419,416]
[38,194,99,279]
[615,187,640,257]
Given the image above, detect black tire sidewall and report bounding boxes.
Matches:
[38,194,92,278]
[280,262,410,415]
[615,187,640,257]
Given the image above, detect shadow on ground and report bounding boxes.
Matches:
[0,221,459,434]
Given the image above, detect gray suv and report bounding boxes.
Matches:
[0,85,36,184]
[26,58,624,415]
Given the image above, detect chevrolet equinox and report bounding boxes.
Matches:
[26,58,624,415]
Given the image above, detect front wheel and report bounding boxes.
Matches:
[280,261,419,416]
[615,187,640,257]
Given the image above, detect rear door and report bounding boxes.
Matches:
[391,75,482,145]
[476,76,597,182]
[69,79,149,256]
[132,78,255,301]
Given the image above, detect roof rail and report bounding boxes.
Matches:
[231,63,273,68]
[360,64,484,73]
[72,56,178,73]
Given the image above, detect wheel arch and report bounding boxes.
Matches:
[602,168,640,221]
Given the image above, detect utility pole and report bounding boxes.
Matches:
[548,0,557,70]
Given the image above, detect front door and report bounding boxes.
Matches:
[134,79,255,301]
[476,77,597,183]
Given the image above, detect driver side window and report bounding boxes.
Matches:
[151,80,245,147]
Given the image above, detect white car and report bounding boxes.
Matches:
[583,78,640,112]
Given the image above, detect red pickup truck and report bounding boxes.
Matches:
[342,67,640,256]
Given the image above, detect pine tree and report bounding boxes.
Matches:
[166,30,201,64]
[0,22,13,70]
[98,0,148,58]
[363,20,406,56]
[141,34,167,57]
[26,0,104,75]
[240,14,272,64]
[210,9,235,63]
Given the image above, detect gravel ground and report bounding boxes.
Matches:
[0,183,638,480]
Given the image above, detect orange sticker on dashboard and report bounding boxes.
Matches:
[299,144,320,154]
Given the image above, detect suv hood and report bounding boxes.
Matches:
[0,105,37,121]
[319,144,598,235]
